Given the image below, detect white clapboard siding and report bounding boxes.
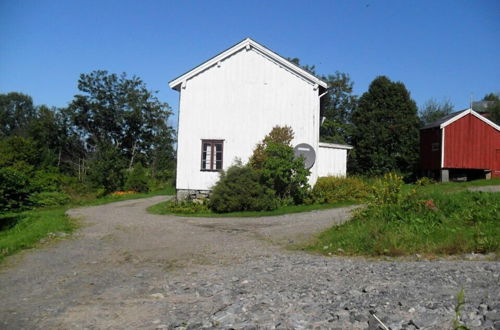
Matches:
[175,45,320,191]
[317,143,352,177]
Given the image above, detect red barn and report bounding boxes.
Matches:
[420,108,500,181]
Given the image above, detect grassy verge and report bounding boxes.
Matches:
[147,200,357,218]
[0,186,175,262]
[0,208,75,262]
[307,188,500,257]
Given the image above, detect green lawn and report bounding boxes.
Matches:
[147,200,357,218]
[0,186,175,262]
[307,180,500,257]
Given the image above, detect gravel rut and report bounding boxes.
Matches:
[0,196,498,330]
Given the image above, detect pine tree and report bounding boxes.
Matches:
[350,76,420,177]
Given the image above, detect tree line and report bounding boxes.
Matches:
[0,71,175,211]
[289,58,500,179]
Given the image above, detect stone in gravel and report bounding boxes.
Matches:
[486,312,500,322]
[469,319,482,327]
[151,293,165,299]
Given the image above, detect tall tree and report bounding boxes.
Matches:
[67,70,175,167]
[320,72,357,144]
[350,76,420,177]
[0,92,36,137]
[419,99,454,126]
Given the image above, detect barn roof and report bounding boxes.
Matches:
[421,108,500,131]
[421,109,468,129]
[168,38,328,91]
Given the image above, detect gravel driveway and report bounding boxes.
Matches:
[0,196,498,330]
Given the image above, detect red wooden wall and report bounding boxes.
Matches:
[443,114,500,177]
[420,127,441,170]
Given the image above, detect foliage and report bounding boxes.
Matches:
[249,125,294,169]
[28,191,71,207]
[419,98,454,125]
[311,176,371,204]
[0,92,36,137]
[208,164,278,213]
[248,126,310,205]
[0,136,39,171]
[0,167,32,211]
[159,200,210,214]
[308,188,500,257]
[320,72,357,144]
[260,143,310,204]
[86,143,127,194]
[415,176,436,186]
[124,163,150,193]
[370,172,405,205]
[350,76,420,178]
[68,70,175,171]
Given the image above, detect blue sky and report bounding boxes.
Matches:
[1,0,499,125]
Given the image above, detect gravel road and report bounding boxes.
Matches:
[0,196,498,330]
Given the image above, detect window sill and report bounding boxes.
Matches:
[200,169,222,172]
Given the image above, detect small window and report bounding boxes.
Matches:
[201,140,223,171]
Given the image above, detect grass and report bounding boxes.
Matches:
[0,208,75,262]
[147,200,357,218]
[0,186,175,262]
[307,182,500,257]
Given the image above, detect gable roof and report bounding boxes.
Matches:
[168,38,328,91]
[421,108,500,131]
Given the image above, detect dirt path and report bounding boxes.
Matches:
[0,196,498,329]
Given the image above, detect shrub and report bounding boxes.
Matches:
[209,164,278,213]
[415,176,435,186]
[28,191,71,207]
[86,144,126,194]
[370,172,404,206]
[161,200,209,214]
[249,125,294,169]
[0,166,32,211]
[31,170,63,192]
[124,163,149,193]
[311,176,371,204]
[259,143,310,204]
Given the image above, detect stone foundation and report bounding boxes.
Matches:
[176,189,211,201]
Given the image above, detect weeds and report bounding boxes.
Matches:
[308,175,500,256]
[453,288,470,330]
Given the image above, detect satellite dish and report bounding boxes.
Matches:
[294,143,316,169]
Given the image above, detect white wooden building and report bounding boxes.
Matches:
[169,38,352,198]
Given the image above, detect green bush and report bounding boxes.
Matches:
[124,163,149,193]
[160,200,209,214]
[31,170,63,192]
[209,164,278,213]
[28,191,71,207]
[370,172,404,205]
[86,144,126,194]
[415,176,436,186]
[259,143,310,204]
[0,166,33,211]
[311,176,371,204]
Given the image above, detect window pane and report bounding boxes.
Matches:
[215,143,222,152]
[215,160,222,169]
[216,152,222,161]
